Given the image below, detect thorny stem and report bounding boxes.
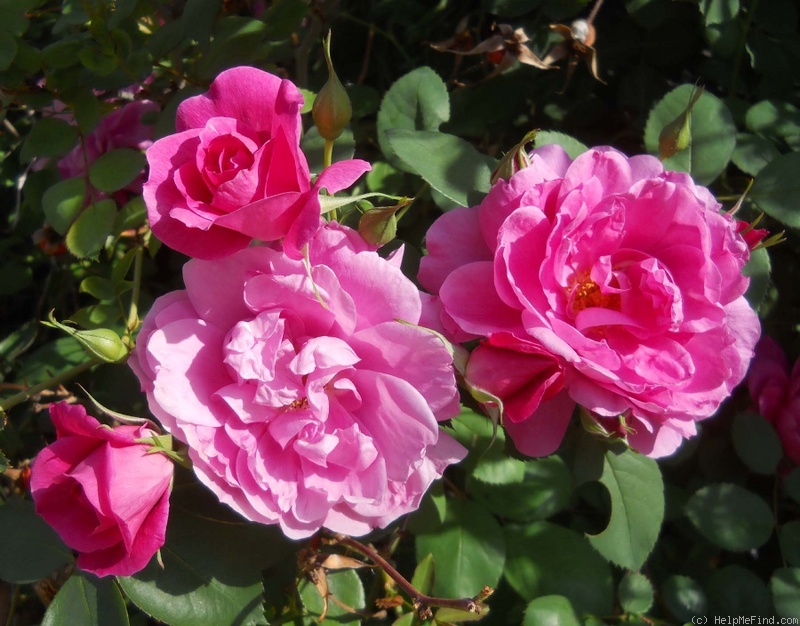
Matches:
[327,533,493,620]
[0,359,95,414]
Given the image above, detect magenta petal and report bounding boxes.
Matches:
[504,391,575,457]
[418,206,491,295]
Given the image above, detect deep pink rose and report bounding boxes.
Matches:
[30,402,173,577]
[131,223,465,539]
[420,145,760,458]
[748,337,800,465]
[58,99,158,194]
[144,66,369,260]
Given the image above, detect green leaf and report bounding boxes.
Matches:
[471,446,526,485]
[434,605,490,623]
[66,200,117,259]
[387,130,493,208]
[685,483,773,551]
[707,565,772,616]
[780,521,800,567]
[415,499,505,599]
[786,468,800,504]
[644,84,736,184]
[732,132,781,177]
[119,507,294,626]
[469,456,573,521]
[88,149,146,193]
[534,131,588,160]
[586,448,664,570]
[70,304,123,330]
[619,572,654,614]
[366,161,404,195]
[522,595,580,626]
[114,196,148,234]
[0,499,73,584]
[21,117,80,162]
[504,522,613,616]
[743,246,771,311]
[751,151,800,228]
[407,480,447,534]
[80,276,117,301]
[42,177,87,235]
[746,99,800,141]
[732,411,782,474]
[17,337,86,385]
[377,67,450,172]
[772,568,800,619]
[0,29,16,71]
[42,572,129,626]
[0,320,37,363]
[661,575,707,622]
[411,553,435,597]
[699,0,740,25]
[298,568,365,624]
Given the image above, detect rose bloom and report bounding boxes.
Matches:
[144,66,369,260]
[420,145,760,458]
[30,402,173,577]
[748,336,800,465]
[58,99,158,194]
[131,223,465,539]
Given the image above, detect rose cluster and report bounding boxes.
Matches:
[30,67,760,579]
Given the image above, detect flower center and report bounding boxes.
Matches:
[568,276,620,316]
[289,397,309,410]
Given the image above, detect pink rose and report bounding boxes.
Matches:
[58,99,159,194]
[420,145,760,458]
[30,402,173,577]
[748,337,800,465]
[144,66,369,260]
[131,223,465,539]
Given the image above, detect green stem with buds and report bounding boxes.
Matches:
[0,359,96,414]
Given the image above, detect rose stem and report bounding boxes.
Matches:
[328,533,492,619]
[587,0,605,25]
[126,245,144,337]
[0,360,96,414]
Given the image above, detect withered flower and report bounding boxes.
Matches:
[542,18,604,91]
[431,23,551,80]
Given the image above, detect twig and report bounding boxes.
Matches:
[0,359,95,414]
[326,533,493,620]
[587,0,605,25]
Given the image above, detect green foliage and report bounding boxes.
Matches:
[119,503,294,626]
[751,151,800,228]
[504,522,613,616]
[0,499,73,584]
[644,84,736,184]
[377,67,450,172]
[732,412,782,474]
[585,447,665,571]
[415,498,506,599]
[522,595,581,626]
[619,572,654,615]
[42,572,129,626]
[685,483,774,552]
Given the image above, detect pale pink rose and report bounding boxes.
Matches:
[30,402,173,577]
[144,66,369,260]
[131,223,464,539]
[58,99,158,194]
[420,145,760,458]
[748,337,800,465]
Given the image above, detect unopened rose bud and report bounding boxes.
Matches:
[491,130,538,184]
[312,31,352,141]
[658,85,704,160]
[42,311,129,364]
